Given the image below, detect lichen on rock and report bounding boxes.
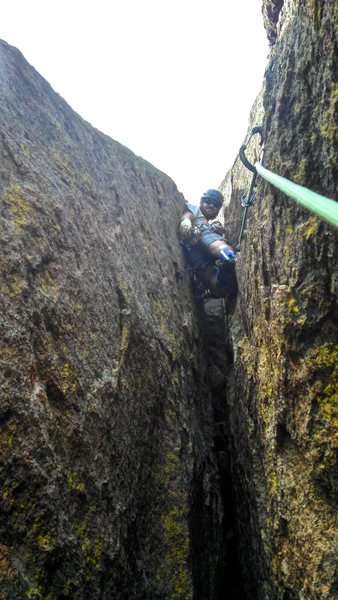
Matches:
[0,40,223,599]
[220,1,338,597]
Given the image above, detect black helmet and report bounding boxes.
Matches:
[201,189,224,206]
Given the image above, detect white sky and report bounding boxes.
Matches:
[2,0,269,202]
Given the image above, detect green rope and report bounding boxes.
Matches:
[255,162,338,229]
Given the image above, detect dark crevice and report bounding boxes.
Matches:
[280,589,295,600]
[276,422,292,449]
[217,447,247,600]
[189,470,221,600]
[46,381,67,408]
[279,517,288,537]
[191,297,248,599]
[0,409,15,425]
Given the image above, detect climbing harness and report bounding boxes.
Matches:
[237,127,338,248]
[236,126,263,251]
[183,261,218,301]
[181,241,238,303]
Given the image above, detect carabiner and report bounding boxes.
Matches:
[239,126,264,173]
[235,126,264,252]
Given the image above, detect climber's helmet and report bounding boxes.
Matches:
[200,189,224,209]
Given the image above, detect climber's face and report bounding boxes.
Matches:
[200,199,221,220]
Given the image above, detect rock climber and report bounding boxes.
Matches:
[179,189,238,300]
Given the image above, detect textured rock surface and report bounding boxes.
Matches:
[0,40,228,599]
[220,1,338,598]
[2,0,338,596]
[262,0,284,45]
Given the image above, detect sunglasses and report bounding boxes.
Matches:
[203,198,222,208]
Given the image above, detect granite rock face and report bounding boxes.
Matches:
[220,1,338,598]
[2,0,337,596]
[0,40,226,599]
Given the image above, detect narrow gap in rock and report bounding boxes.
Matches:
[193,297,247,599]
[216,437,247,600]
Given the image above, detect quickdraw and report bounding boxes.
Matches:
[236,126,264,251]
[237,126,338,239]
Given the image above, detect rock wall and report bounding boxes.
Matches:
[0,40,227,599]
[220,1,338,598]
[2,1,337,596]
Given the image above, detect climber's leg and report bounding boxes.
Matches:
[207,239,237,262]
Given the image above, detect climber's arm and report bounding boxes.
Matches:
[179,210,194,240]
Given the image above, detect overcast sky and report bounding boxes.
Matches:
[2,0,269,202]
